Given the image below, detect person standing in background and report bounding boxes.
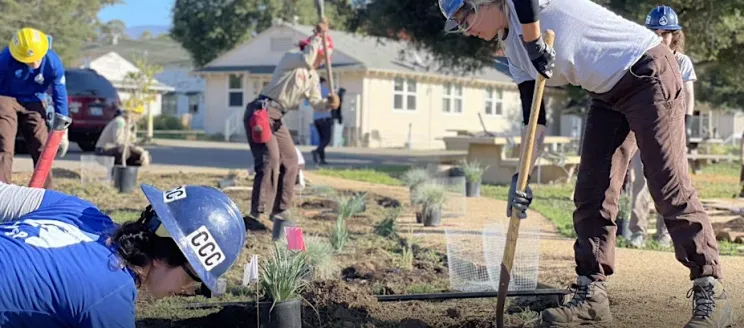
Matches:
[627,5,697,249]
[312,77,333,165]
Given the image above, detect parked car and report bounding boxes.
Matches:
[15,68,120,156]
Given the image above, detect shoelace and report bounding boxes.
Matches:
[565,283,592,308]
[686,283,715,319]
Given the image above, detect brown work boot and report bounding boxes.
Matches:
[684,277,734,328]
[541,276,612,326]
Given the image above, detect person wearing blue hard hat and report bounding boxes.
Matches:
[439,0,731,327]
[0,181,246,327]
[627,4,698,249]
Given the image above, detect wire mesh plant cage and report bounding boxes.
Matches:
[80,154,115,185]
[445,223,541,292]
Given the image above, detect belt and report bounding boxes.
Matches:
[256,95,285,114]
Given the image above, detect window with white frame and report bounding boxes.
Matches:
[484,87,504,116]
[228,74,243,107]
[393,77,416,111]
[442,82,463,114]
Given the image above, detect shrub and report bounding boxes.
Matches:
[259,245,310,305]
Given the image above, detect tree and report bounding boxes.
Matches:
[98,19,128,43]
[171,0,357,67]
[0,0,122,64]
[121,55,163,150]
[350,0,744,108]
[139,30,152,40]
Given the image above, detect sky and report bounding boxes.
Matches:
[98,0,175,27]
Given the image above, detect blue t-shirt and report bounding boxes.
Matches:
[0,47,68,115]
[313,84,332,120]
[0,190,136,328]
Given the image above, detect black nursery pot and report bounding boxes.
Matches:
[258,299,302,328]
[465,180,481,197]
[112,165,138,193]
[415,212,423,224]
[423,207,442,227]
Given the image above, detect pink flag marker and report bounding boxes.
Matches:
[285,227,306,251]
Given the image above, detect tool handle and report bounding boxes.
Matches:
[496,29,555,328]
[29,114,71,188]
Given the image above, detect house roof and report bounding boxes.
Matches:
[196,23,514,84]
[76,37,193,68]
[87,52,175,93]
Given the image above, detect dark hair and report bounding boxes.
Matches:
[669,30,685,53]
[319,76,327,83]
[110,207,187,285]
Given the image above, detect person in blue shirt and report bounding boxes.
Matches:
[0,27,69,189]
[311,77,333,165]
[0,181,247,327]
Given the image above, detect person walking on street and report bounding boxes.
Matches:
[628,5,697,249]
[312,76,333,165]
[440,0,732,326]
[244,19,340,222]
[95,105,151,167]
[0,28,68,189]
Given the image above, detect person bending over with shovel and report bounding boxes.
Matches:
[439,0,732,326]
[0,181,246,327]
[0,27,68,189]
[244,19,340,224]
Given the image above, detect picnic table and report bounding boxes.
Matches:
[440,136,580,184]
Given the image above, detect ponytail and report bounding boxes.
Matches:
[110,206,188,285]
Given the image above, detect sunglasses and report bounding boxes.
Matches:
[182,264,202,283]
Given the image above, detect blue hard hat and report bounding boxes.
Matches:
[645,5,681,31]
[140,184,246,292]
[439,0,466,32]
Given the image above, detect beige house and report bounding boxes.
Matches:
[194,21,567,149]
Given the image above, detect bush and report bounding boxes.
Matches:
[136,114,187,131]
[374,207,402,239]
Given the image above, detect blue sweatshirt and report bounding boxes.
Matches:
[0,182,136,328]
[0,47,68,115]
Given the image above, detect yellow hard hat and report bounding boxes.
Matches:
[126,104,145,114]
[9,27,49,63]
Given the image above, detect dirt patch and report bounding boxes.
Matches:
[302,280,381,327]
[301,198,339,211]
[376,196,402,208]
[712,217,744,232]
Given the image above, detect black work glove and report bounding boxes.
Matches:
[506,173,533,219]
[523,35,556,79]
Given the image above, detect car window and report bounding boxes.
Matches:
[65,70,119,99]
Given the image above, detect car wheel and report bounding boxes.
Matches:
[77,140,97,152]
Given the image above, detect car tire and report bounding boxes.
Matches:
[77,140,97,152]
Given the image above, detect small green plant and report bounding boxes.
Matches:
[374,207,402,238]
[402,168,431,188]
[304,236,339,280]
[259,244,310,306]
[459,160,489,183]
[397,243,414,271]
[335,192,367,219]
[412,182,447,216]
[329,214,349,252]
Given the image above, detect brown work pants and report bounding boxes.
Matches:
[244,99,298,216]
[0,96,52,189]
[573,44,721,281]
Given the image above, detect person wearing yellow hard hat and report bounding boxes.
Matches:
[94,104,151,166]
[0,27,69,189]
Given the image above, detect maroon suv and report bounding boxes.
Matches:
[65,68,121,151]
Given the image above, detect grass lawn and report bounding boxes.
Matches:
[314,161,744,255]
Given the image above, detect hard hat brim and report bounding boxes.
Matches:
[140,183,220,291]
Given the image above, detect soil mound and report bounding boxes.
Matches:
[302,280,381,327]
